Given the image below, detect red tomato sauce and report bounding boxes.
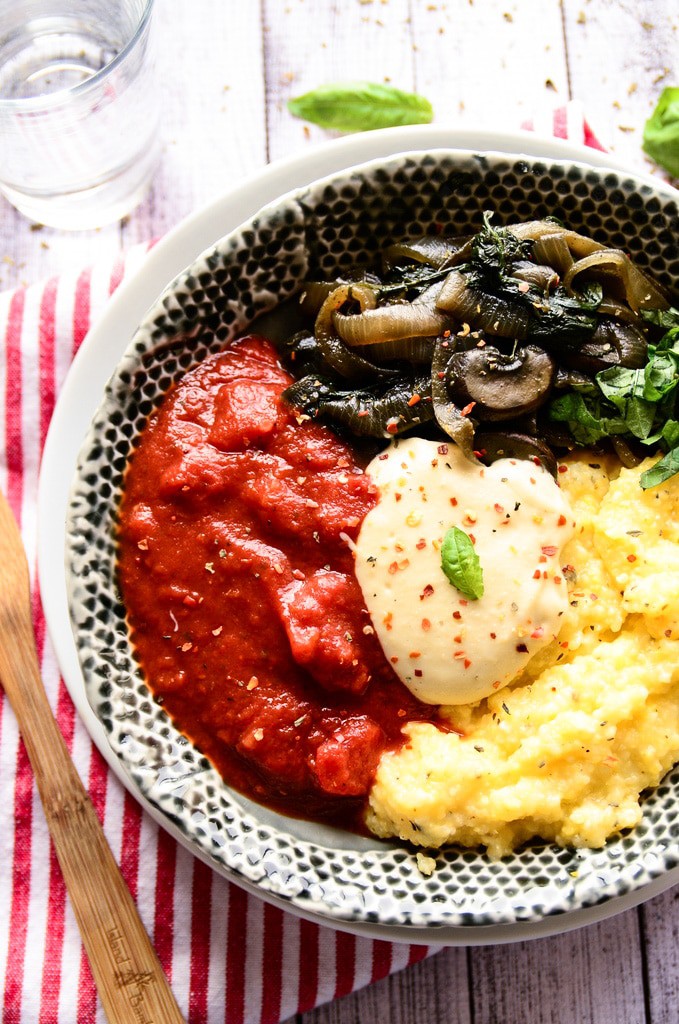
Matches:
[117,336,444,828]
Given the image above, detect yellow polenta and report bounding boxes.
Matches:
[366,454,679,858]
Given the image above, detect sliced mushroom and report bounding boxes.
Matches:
[445,343,556,422]
[474,430,558,477]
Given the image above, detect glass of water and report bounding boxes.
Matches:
[0,0,159,229]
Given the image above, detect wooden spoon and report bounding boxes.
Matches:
[0,490,186,1024]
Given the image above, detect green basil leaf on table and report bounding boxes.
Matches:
[440,527,484,601]
[287,81,433,132]
[643,86,679,178]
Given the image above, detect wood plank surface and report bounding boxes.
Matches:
[0,2,677,1023]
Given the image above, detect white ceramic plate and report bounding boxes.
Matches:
[38,125,679,943]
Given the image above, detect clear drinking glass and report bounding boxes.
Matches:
[0,0,159,229]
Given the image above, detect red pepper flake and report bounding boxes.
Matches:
[388,561,399,574]
[437,444,449,455]
[460,401,476,417]
[469,533,476,545]
[398,558,410,570]
[183,594,197,607]
[357,409,370,417]
[386,419,399,434]
[397,708,407,717]
[473,449,487,458]
[533,570,541,579]
[489,632,496,639]
[414,669,423,678]
[409,651,421,659]
[627,553,637,563]
[560,641,569,649]
[554,575,562,584]
[531,626,545,639]
[494,503,504,514]
[539,555,547,564]
[420,584,434,600]
[558,465,568,475]
[449,496,458,506]
[390,656,399,664]
[383,612,393,630]
[437,370,446,380]
[453,650,467,660]
[542,571,549,579]
[407,393,422,407]
[395,493,402,502]
[416,538,427,550]
[665,629,673,638]
[453,610,462,620]
[378,453,389,461]
[454,634,462,644]
[464,658,471,669]
[459,599,468,606]
[516,643,528,653]
[541,545,558,556]
[421,618,431,631]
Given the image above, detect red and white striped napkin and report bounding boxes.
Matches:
[0,104,604,1024]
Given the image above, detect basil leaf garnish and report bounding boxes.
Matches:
[640,446,679,489]
[441,527,484,601]
[287,82,433,132]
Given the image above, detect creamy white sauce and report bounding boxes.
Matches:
[354,438,575,705]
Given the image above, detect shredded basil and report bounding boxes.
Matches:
[640,446,679,489]
[440,527,484,600]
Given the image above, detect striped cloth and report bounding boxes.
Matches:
[0,104,603,1024]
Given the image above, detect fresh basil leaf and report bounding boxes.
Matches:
[643,352,678,402]
[549,392,626,445]
[662,419,679,448]
[640,445,679,489]
[643,87,679,178]
[287,82,433,132]
[597,366,645,401]
[595,367,656,439]
[642,306,679,331]
[440,526,484,601]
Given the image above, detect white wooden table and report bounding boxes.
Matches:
[2,2,678,1021]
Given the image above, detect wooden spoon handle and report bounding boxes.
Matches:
[0,600,186,1023]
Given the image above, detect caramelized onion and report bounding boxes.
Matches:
[359,336,436,363]
[508,221,606,260]
[333,299,447,347]
[430,338,476,459]
[314,284,397,383]
[382,234,473,272]
[436,270,531,338]
[563,250,670,312]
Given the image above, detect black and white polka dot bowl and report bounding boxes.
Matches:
[66,150,679,938]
